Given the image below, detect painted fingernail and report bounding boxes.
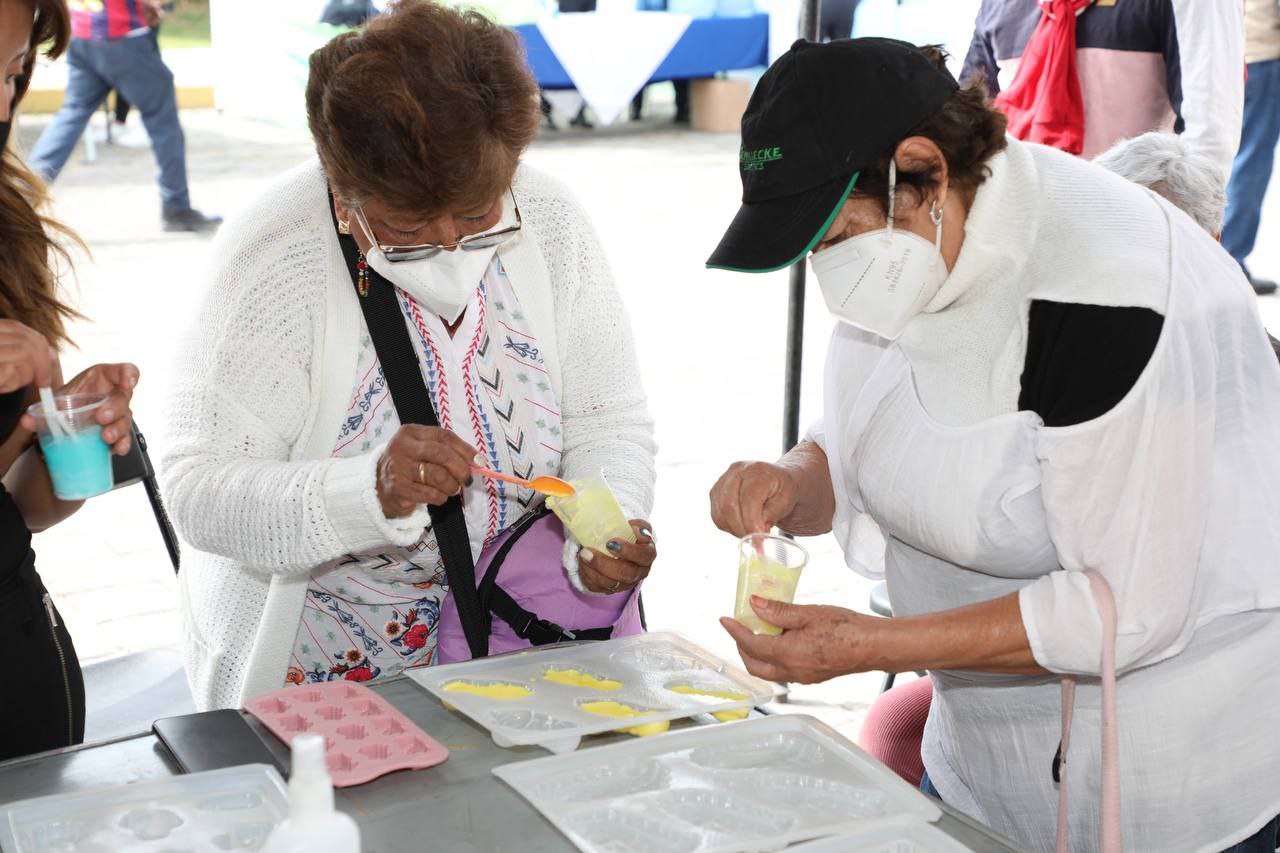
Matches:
[606,541,623,553]
[638,527,654,541]
[464,475,474,487]
[581,550,595,564]
[473,453,486,466]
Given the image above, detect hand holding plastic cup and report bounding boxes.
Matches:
[735,533,808,635]
[27,392,115,500]
[546,470,636,554]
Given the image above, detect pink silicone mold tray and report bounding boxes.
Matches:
[245,681,448,787]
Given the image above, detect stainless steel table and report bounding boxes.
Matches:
[0,678,1022,852]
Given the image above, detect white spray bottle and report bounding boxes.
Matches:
[262,733,361,853]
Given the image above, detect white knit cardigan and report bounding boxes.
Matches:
[161,160,656,710]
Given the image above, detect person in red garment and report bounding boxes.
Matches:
[962,1,1262,291]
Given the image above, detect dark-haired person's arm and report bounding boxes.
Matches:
[5,360,138,532]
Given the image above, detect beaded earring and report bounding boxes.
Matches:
[356,252,370,297]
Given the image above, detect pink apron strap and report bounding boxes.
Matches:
[1055,569,1122,853]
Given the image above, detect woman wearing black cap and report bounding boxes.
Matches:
[709,38,1280,853]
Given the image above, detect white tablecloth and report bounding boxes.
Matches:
[536,12,693,125]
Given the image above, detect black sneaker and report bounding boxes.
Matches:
[162,207,223,233]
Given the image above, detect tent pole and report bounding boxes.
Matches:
[782,0,821,456]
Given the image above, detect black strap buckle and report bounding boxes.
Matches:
[518,613,577,646]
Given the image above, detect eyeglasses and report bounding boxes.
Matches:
[354,189,522,263]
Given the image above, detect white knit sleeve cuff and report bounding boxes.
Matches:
[323,446,430,553]
[562,535,597,596]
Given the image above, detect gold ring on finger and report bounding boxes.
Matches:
[419,462,428,484]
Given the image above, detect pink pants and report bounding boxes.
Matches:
[857,675,933,787]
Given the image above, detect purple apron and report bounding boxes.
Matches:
[435,511,643,664]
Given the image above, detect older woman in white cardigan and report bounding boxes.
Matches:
[162,1,656,709]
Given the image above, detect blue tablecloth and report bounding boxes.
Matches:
[515,14,769,89]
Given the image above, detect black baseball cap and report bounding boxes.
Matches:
[707,37,958,273]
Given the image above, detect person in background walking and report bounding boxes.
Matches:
[1222,0,1280,296]
[101,0,167,148]
[962,1,1249,287]
[27,0,220,232]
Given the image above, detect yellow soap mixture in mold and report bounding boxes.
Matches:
[542,668,623,692]
[579,700,671,737]
[666,683,751,722]
[666,683,748,702]
[442,680,533,700]
[710,709,750,722]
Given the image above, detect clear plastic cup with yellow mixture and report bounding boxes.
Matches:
[734,533,808,635]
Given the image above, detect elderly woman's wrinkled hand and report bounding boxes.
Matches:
[377,425,478,519]
[719,599,873,684]
[709,461,799,538]
[577,520,656,595]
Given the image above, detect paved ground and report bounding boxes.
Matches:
[14,103,1280,741]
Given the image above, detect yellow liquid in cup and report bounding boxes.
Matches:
[734,556,802,636]
[547,478,635,553]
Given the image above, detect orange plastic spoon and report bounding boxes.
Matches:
[470,466,576,498]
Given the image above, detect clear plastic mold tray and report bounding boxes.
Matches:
[407,632,783,753]
[0,764,287,853]
[492,714,941,853]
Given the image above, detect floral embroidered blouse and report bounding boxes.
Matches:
[286,258,564,686]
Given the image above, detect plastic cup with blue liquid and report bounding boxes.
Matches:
[27,392,114,500]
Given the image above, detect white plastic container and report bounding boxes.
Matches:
[408,631,783,753]
[0,764,288,852]
[261,734,360,853]
[493,714,942,853]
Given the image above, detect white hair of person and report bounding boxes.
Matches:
[1093,132,1226,236]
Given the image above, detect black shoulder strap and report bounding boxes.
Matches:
[478,506,614,646]
[328,193,490,660]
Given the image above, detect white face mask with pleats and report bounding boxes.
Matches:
[810,160,949,340]
[356,201,508,326]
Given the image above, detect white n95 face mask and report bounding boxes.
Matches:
[357,201,509,326]
[810,160,949,341]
